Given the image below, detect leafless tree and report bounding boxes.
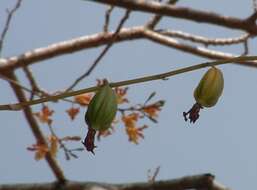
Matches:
[1,0,257,189]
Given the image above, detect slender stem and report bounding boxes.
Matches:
[1,55,257,111]
[145,0,179,29]
[65,10,131,91]
[0,0,23,55]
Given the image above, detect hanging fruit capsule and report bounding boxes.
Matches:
[82,79,118,154]
[183,66,224,123]
[194,66,224,107]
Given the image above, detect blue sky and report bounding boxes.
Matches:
[0,1,257,189]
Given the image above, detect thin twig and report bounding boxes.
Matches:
[243,40,249,55]
[0,73,34,93]
[22,66,48,100]
[48,125,81,160]
[103,6,114,32]
[65,10,131,92]
[0,72,76,105]
[145,0,179,29]
[1,55,257,111]
[158,29,250,46]
[0,0,22,55]
[148,166,161,183]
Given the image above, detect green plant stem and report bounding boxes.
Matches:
[1,55,257,111]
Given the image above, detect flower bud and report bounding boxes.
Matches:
[183,66,224,123]
[83,80,118,154]
[85,80,118,130]
[194,66,224,107]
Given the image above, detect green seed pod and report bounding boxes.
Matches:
[194,66,224,107]
[85,80,118,131]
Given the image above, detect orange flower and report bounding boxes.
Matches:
[142,100,165,121]
[122,113,147,144]
[27,143,49,161]
[66,107,80,120]
[74,93,93,106]
[34,105,54,125]
[122,113,139,127]
[115,87,129,104]
[143,105,160,119]
[125,125,147,144]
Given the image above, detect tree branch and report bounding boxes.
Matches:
[0,27,144,70]
[158,29,250,46]
[143,29,257,67]
[4,71,66,183]
[0,173,230,190]
[85,0,257,34]
[0,26,257,71]
[1,55,257,111]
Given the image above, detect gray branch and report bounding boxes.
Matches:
[85,0,257,34]
[0,26,257,72]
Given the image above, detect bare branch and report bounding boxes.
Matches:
[0,0,23,55]
[143,29,257,67]
[0,25,256,72]
[85,0,257,34]
[1,55,257,110]
[22,66,48,100]
[4,71,66,183]
[103,6,114,32]
[0,173,230,190]
[243,40,249,55]
[158,29,250,46]
[145,0,179,29]
[147,166,161,183]
[65,10,131,91]
[0,27,144,71]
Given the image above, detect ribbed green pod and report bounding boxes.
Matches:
[85,81,118,131]
[194,66,224,107]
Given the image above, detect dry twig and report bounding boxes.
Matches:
[0,0,23,55]
[103,6,114,32]
[65,10,131,91]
